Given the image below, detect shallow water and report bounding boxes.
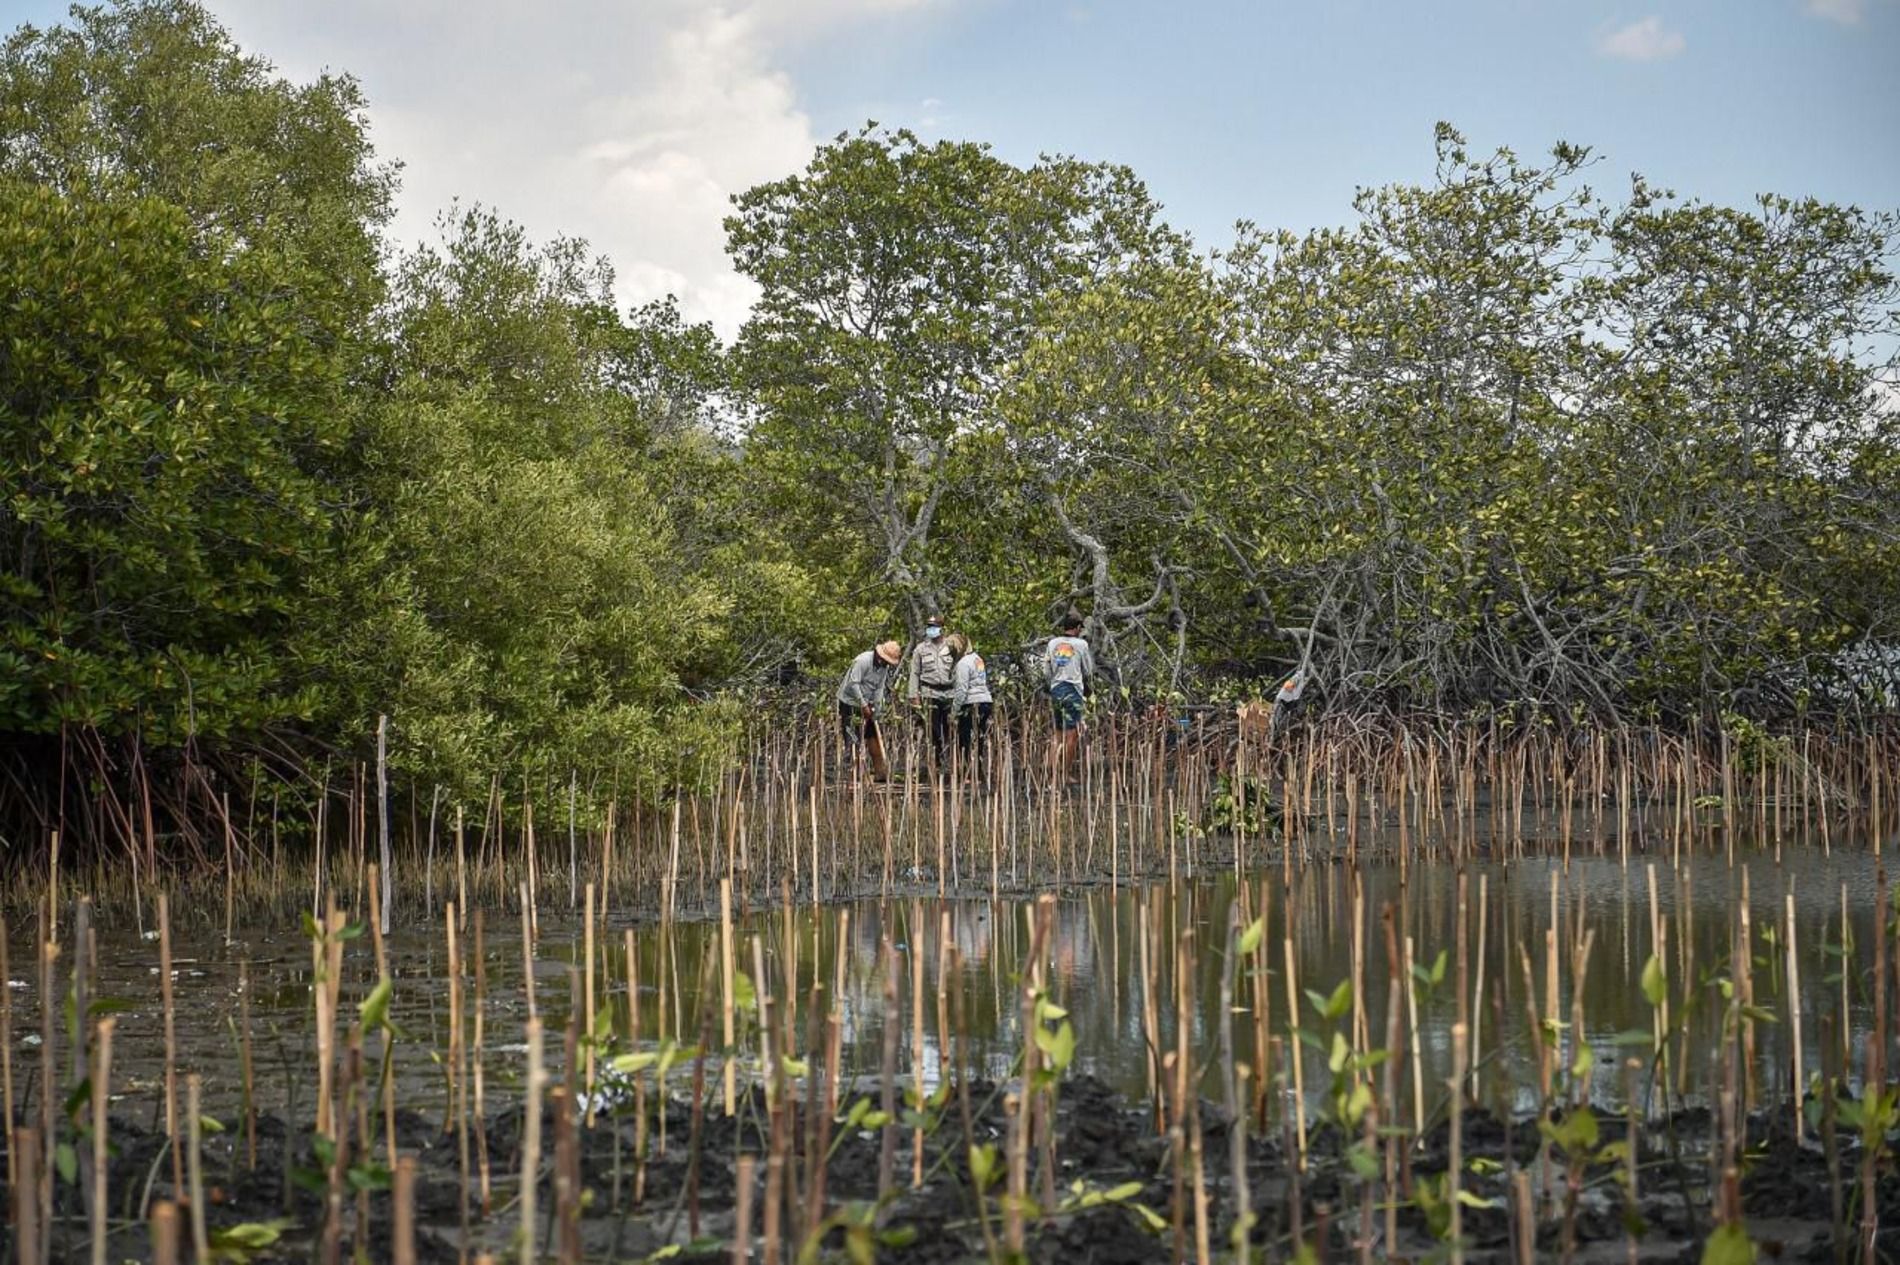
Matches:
[5,825,1885,1135]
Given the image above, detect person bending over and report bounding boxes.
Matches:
[837,639,902,781]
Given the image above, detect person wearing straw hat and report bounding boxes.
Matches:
[837,639,903,780]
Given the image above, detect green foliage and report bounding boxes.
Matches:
[4,2,1897,857]
[1700,1222,1757,1265]
[728,124,1183,636]
[0,178,348,740]
[316,208,752,800]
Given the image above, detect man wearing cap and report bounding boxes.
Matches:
[907,614,956,764]
[837,639,903,780]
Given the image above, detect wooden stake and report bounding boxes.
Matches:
[91,1018,115,1265]
[186,1075,210,1264]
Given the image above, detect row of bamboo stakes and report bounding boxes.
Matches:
[32,716,1894,946]
[1,813,1891,1261]
[2,715,1895,1259]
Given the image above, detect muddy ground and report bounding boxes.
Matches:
[3,1068,1893,1263]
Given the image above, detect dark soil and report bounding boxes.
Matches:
[3,1071,1892,1262]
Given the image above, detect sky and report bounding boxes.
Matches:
[5,0,1897,338]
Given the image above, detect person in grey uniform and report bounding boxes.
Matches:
[837,639,902,778]
[946,633,993,774]
[907,613,956,762]
[1042,612,1095,779]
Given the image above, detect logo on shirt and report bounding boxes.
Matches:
[1052,643,1077,660]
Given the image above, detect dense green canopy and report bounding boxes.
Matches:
[3,3,1896,850]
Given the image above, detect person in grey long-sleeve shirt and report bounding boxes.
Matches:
[947,633,993,776]
[837,640,902,777]
[837,643,900,709]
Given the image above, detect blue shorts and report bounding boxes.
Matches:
[1050,683,1084,731]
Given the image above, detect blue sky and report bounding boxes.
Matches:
[793,1,1900,245]
[4,0,1895,333]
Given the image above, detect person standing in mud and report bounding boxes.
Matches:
[1043,611,1095,782]
[947,633,993,777]
[906,613,956,764]
[837,639,902,781]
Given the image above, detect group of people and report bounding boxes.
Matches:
[834,611,1096,781]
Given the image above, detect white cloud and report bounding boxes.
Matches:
[208,0,939,338]
[1805,0,1865,23]
[1596,16,1687,61]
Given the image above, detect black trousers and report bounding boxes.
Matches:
[837,702,878,751]
[956,701,993,765]
[922,696,952,759]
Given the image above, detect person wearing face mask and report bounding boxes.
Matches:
[907,613,956,763]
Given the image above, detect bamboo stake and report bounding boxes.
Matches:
[0,914,12,1200]
[394,1154,418,1265]
[186,1075,210,1264]
[733,1154,756,1265]
[159,892,182,1198]
[584,882,598,1127]
[1283,927,1307,1167]
[149,1196,176,1265]
[90,1017,115,1265]
[521,1016,544,1265]
[1787,891,1804,1142]
[1222,909,1252,1265]
[912,898,926,1189]
[721,878,736,1117]
[1448,1021,1467,1265]
[475,909,492,1215]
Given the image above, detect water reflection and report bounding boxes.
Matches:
[6,842,1886,1126]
